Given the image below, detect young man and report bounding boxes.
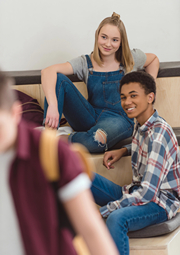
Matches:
[0,72,119,255]
[91,71,180,255]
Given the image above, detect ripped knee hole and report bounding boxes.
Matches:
[94,129,107,144]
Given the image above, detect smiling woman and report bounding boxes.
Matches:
[92,24,121,72]
[98,24,121,57]
[41,12,159,153]
[93,12,134,73]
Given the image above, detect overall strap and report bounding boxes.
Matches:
[85,55,93,69]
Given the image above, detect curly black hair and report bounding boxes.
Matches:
[120,71,156,104]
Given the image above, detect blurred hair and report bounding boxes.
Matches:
[120,71,156,104]
[93,12,134,72]
[0,71,17,110]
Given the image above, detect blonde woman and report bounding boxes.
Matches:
[41,12,159,153]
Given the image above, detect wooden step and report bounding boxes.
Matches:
[129,226,180,255]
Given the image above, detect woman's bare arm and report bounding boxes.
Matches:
[144,53,159,80]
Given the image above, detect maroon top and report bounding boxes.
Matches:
[9,121,83,255]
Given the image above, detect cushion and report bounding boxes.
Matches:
[109,136,132,150]
[110,127,180,151]
[15,90,67,127]
[128,212,180,238]
[173,127,180,146]
[15,90,44,127]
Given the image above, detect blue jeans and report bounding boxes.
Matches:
[44,73,133,153]
[91,173,168,255]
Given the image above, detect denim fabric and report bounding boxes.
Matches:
[44,56,134,153]
[91,173,168,255]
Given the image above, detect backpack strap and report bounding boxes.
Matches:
[70,143,94,179]
[39,129,60,181]
[39,130,94,181]
[39,130,93,255]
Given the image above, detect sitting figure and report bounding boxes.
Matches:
[0,71,119,255]
[91,71,180,255]
[41,12,159,153]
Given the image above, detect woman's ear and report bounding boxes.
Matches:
[148,92,155,104]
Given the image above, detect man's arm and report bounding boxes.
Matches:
[100,141,169,218]
[103,147,129,170]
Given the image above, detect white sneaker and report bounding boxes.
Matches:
[57,126,73,136]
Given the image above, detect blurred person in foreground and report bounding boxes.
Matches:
[0,71,119,255]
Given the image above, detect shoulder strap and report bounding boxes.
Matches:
[70,143,94,179]
[85,55,93,69]
[40,130,93,255]
[39,129,60,181]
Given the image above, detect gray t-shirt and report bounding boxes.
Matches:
[69,49,147,84]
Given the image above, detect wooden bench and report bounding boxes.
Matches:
[129,226,180,255]
[8,62,180,255]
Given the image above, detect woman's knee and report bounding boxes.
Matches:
[56,73,73,88]
[92,128,108,152]
[70,130,108,153]
[94,128,107,145]
[55,73,75,98]
[56,73,68,81]
[88,130,108,152]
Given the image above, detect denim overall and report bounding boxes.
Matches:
[44,55,134,153]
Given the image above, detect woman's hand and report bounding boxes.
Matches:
[45,104,59,129]
[103,148,128,170]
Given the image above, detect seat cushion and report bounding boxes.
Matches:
[173,127,180,145]
[15,90,44,127]
[128,212,180,238]
[109,136,132,150]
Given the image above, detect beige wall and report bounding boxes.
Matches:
[155,77,180,127]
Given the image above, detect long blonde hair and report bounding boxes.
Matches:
[93,12,134,72]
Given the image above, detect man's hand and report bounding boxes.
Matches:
[103,148,128,170]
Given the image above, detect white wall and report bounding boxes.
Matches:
[0,0,180,71]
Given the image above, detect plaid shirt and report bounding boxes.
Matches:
[101,110,180,219]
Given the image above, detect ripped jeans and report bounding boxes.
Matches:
[44,73,134,153]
